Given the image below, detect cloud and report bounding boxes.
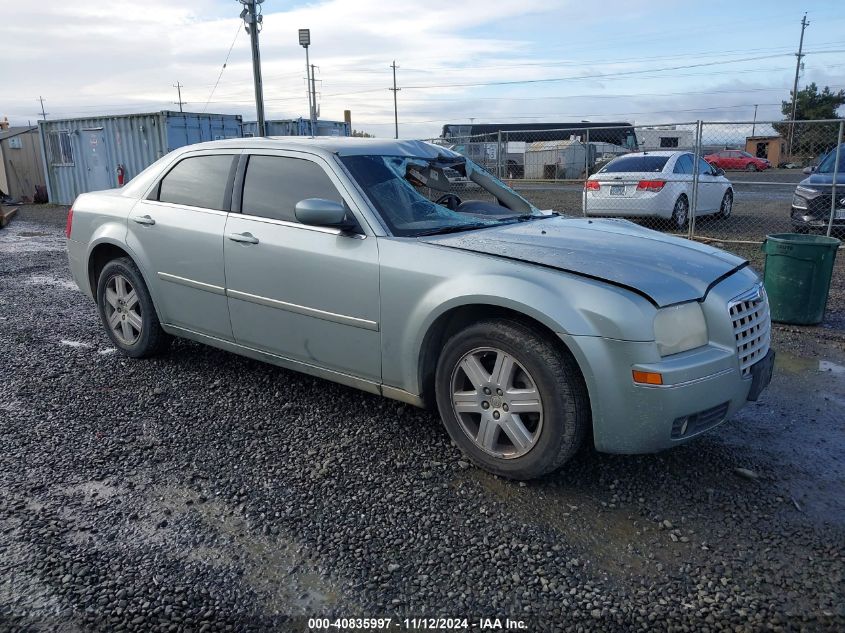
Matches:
[2,0,842,137]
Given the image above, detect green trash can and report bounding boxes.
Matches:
[761,233,840,325]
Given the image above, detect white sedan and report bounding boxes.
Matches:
[583,151,734,230]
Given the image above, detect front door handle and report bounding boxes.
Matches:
[133,215,155,226]
[226,232,259,245]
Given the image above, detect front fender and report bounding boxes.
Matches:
[377,239,655,396]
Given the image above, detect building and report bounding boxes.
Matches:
[0,125,46,202]
[242,118,350,137]
[524,140,593,180]
[637,126,695,151]
[39,111,242,204]
[745,135,786,166]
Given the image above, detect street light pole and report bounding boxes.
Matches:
[240,0,265,137]
[299,29,317,137]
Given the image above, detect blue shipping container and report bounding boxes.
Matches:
[39,111,242,204]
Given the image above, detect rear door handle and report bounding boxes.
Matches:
[133,215,155,226]
[226,232,259,245]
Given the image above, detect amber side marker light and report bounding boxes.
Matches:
[632,370,663,385]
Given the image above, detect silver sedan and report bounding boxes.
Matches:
[66,138,772,479]
[584,151,734,230]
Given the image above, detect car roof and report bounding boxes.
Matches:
[617,150,687,158]
[175,136,461,160]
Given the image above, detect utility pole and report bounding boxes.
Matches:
[38,96,48,120]
[751,104,758,137]
[389,60,400,139]
[788,12,809,159]
[311,63,318,136]
[239,0,265,136]
[173,82,186,112]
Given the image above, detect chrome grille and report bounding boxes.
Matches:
[728,285,771,377]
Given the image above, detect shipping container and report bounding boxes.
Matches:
[524,140,594,180]
[242,118,350,138]
[38,111,242,204]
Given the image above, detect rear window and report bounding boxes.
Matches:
[600,155,669,173]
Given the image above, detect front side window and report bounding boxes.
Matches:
[48,131,74,166]
[241,156,344,223]
[157,155,235,210]
[698,158,715,175]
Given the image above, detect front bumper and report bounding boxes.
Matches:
[562,334,755,453]
[791,206,845,230]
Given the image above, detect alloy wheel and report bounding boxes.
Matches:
[104,273,143,345]
[673,197,688,230]
[450,347,544,459]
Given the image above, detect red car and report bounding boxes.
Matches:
[705,150,770,171]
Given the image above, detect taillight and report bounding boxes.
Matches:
[65,207,74,239]
[637,180,666,192]
[585,180,600,191]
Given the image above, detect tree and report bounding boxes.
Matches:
[351,129,374,138]
[773,83,845,159]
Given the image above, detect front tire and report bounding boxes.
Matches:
[96,257,169,358]
[435,319,589,479]
[745,162,758,172]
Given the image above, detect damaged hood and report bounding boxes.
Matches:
[420,216,747,307]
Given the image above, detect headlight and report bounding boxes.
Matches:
[792,193,808,209]
[653,302,708,356]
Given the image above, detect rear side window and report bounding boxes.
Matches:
[673,154,693,175]
[241,155,343,222]
[600,155,670,173]
[157,155,235,210]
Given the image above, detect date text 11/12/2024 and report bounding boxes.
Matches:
[307,617,529,630]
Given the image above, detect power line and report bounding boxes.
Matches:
[202,22,242,114]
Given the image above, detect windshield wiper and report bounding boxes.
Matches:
[414,222,490,236]
[500,212,558,223]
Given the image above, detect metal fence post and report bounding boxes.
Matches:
[584,129,590,217]
[496,130,503,178]
[827,120,844,238]
[688,120,703,239]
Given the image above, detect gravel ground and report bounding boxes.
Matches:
[1,205,844,632]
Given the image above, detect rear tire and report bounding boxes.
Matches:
[671,195,689,231]
[96,257,170,358]
[435,319,589,480]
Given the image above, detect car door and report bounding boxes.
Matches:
[223,151,381,382]
[126,151,238,340]
[694,156,720,214]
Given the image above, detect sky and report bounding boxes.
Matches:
[2,0,844,139]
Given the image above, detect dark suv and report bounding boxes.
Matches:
[791,144,845,233]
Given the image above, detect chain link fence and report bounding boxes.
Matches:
[425,119,844,325]
[430,119,843,242]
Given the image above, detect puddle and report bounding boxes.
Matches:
[152,486,342,614]
[0,221,65,254]
[456,470,673,582]
[775,350,845,380]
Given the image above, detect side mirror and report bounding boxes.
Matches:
[295,198,355,230]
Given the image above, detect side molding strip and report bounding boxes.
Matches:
[226,288,380,331]
[157,272,225,296]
